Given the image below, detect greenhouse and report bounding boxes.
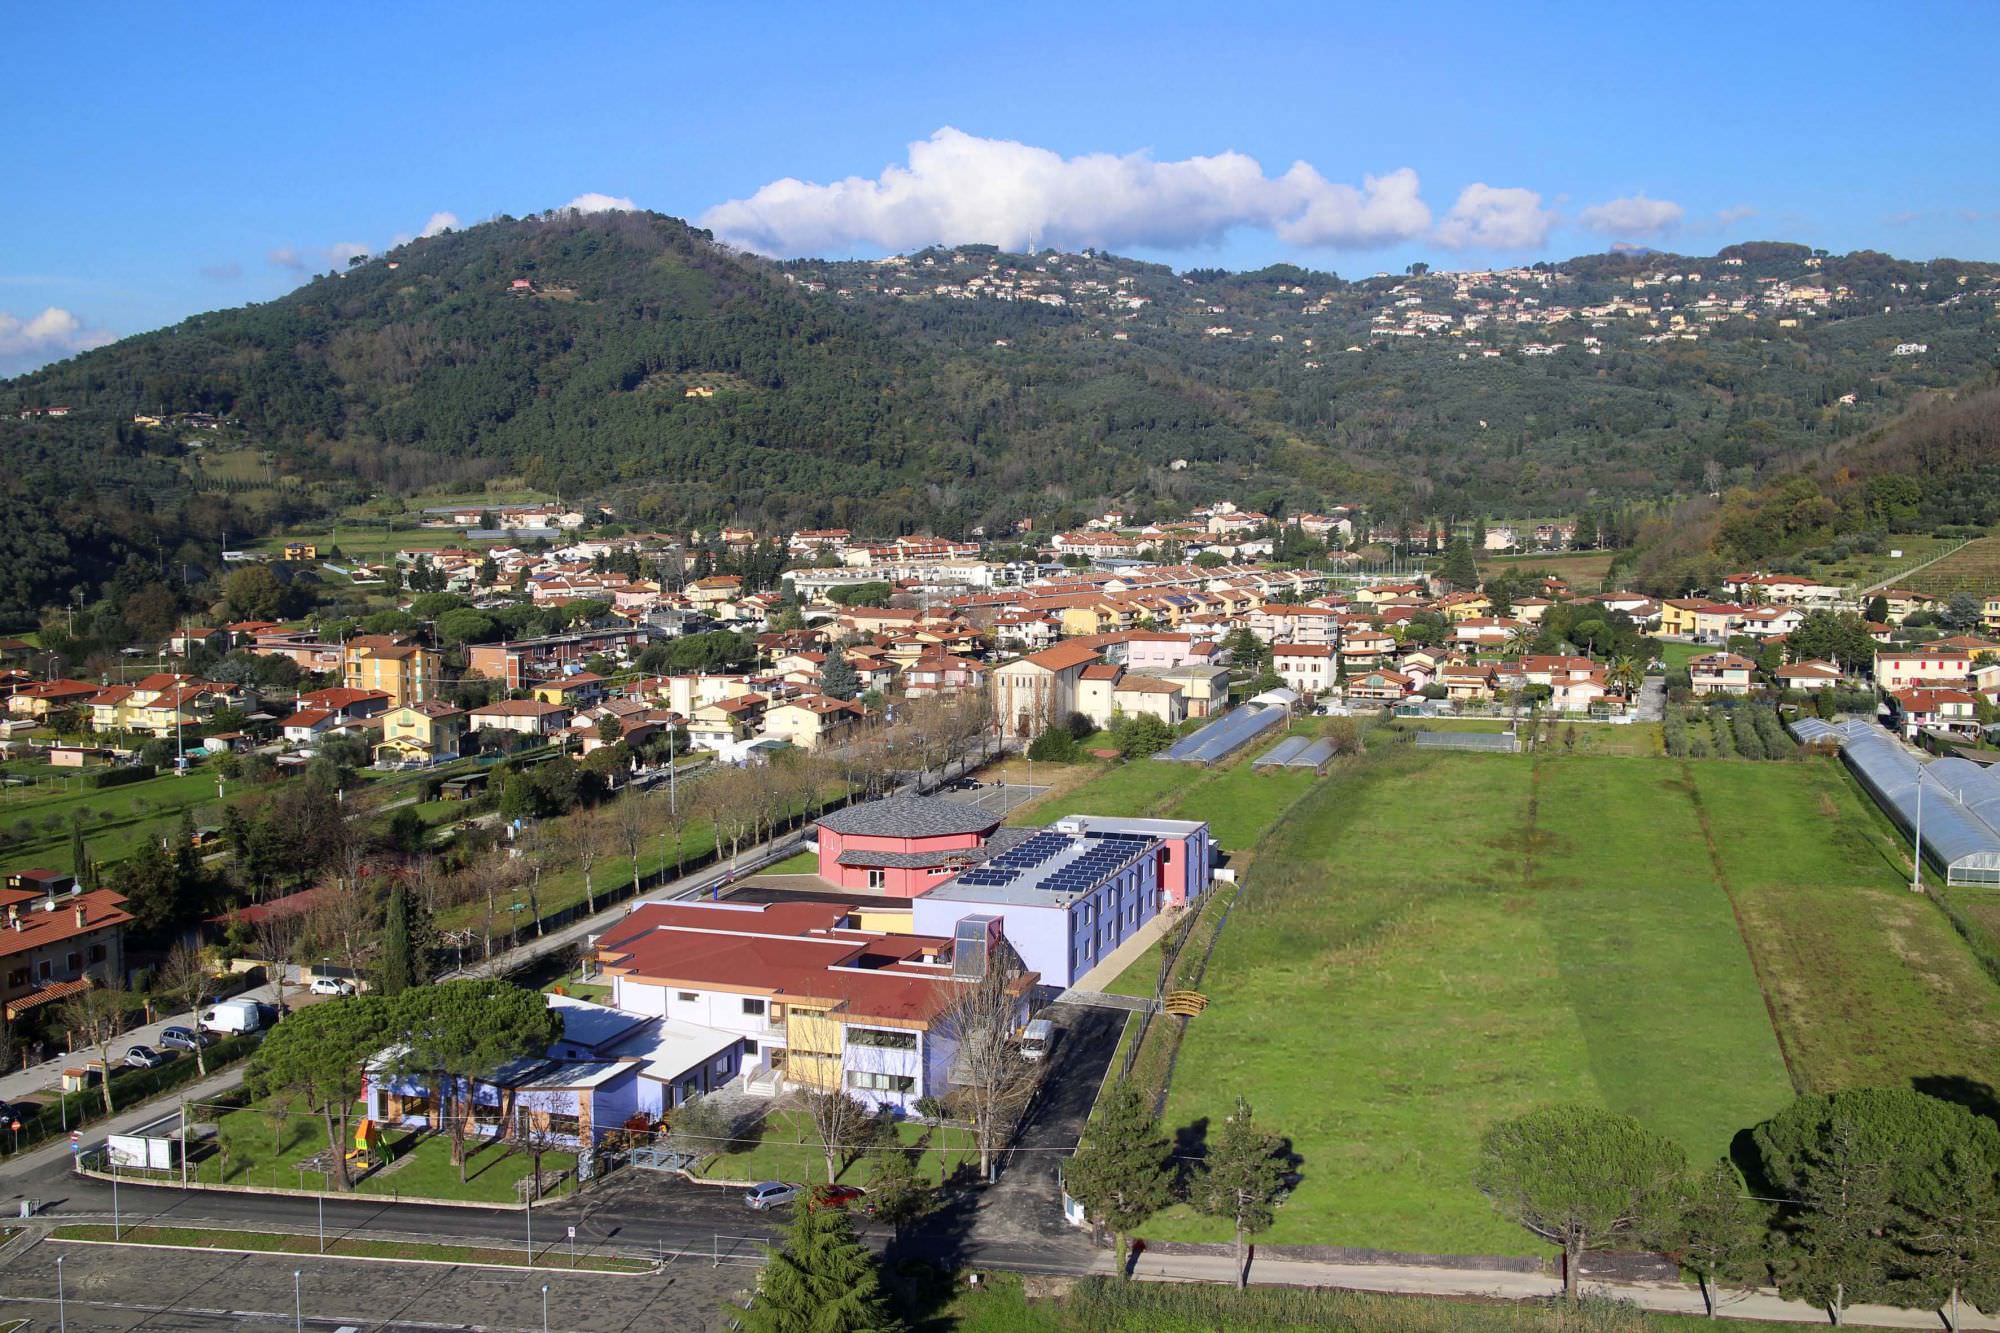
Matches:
[1790,717,2000,886]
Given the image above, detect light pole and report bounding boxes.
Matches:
[111,1152,120,1239]
[542,1283,550,1332]
[293,1268,302,1333]
[55,1254,64,1333]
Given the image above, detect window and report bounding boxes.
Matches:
[847,1071,916,1094]
[88,944,106,964]
[847,1028,918,1051]
[741,1039,759,1056]
[66,952,81,973]
[678,991,699,1003]
[5,968,23,988]
[741,998,766,1017]
[527,1111,581,1139]
[866,869,886,889]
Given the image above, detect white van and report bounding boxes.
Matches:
[198,997,264,1035]
[1019,1018,1055,1062]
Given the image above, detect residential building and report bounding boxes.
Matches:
[372,701,468,766]
[467,700,573,737]
[1689,652,1758,696]
[1889,687,1979,738]
[990,642,1103,739]
[1874,648,1972,692]
[763,694,865,751]
[344,636,442,707]
[1,878,131,1021]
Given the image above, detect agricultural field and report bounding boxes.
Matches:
[1902,532,2000,597]
[1150,751,1811,1255]
[0,761,240,865]
[248,523,506,560]
[1691,760,2000,1091]
[1404,718,1663,756]
[1476,549,1615,590]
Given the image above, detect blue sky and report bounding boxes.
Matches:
[4,0,1996,373]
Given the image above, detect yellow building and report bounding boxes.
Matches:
[372,701,467,766]
[282,542,318,562]
[344,636,441,707]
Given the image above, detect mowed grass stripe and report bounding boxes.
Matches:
[1529,757,1793,1159]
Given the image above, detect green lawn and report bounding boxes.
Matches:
[1148,750,1794,1255]
[1017,761,1192,826]
[695,1108,977,1187]
[761,849,820,874]
[1658,641,1705,670]
[189,1100,572,1203]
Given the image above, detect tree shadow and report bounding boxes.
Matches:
[1171,1115,1211,1194]
[882,1187,982,1331]
[1911,1074,2000,1125]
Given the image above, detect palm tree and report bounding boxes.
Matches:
[1607,654,1644,698]
[1503,626,1536,659]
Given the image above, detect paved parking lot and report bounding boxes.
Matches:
[0,1233,753,1332]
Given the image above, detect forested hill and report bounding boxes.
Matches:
[4,210,2000,622]
[2,210,1340,541]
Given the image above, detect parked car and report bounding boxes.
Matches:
[807,1184,867,1212]
[743,1181,799,1211]
[158,1026,212,1053]
[198,998,264,1035]
[123,1045,169,1069]
[309,977,355,997]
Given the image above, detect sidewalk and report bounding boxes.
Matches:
[1133,1248,2000,1330]
[0,975,284,1105]
[0,1058,256,1196]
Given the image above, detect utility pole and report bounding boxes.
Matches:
[1912,766,1926,893]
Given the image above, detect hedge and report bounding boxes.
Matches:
[80,763,156,790]
[1,1032,259,1158]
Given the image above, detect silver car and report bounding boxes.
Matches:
[743,1181,799,1211]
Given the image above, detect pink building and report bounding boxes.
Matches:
[814,797,1004,898]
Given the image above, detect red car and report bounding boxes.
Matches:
[806,1184,868,1212]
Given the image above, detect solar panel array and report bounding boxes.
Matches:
[943,830,1151,896]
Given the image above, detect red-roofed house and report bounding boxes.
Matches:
[1889,687,1979,739]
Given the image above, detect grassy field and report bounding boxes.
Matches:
[1405,719,1663,757]
[1149,750,1796,1255]
[1691,760,2000,1092]
[695,1107,977,1186]
[1903,533,2000,597]
[248,523,506,559]
[1657,641,1705,670]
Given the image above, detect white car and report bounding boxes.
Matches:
[743,1181,799,1211]
[309,977,355,996]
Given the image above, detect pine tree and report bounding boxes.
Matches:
[1440,536,1479,591]
[1193,1095,1290,1288]
[741,1204,903,1333]
[1064,1080,1175,1277]
[819,654,861,701]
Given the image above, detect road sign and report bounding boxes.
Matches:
[566,1226,577,1239]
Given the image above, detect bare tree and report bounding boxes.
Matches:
[507,1101,570,1201]
[611,787,650,899]
[155,940,213,1075]
[58,980,128,1113]
[304,872,379,984]
[252,910,303,1015]
[565,805,604,916]
[931,944,1042,1181]
[796,1087,876,1185]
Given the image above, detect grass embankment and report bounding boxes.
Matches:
[1150,750,1796,1255]
[51,1224,649,1272]
[934,1272,1786,1332]
[695,1107,977,1186]
[183,1100,573,1204]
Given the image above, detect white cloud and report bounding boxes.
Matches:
[1433,184,1556,250]
[267,246,306,271]
[328,242,370,268]
[0,307,115,375]
[1578,193,1685,237]
[419,211,459,238]
[700,127,1432,255]
[1716,205,1757,225]
[563,192,637,215]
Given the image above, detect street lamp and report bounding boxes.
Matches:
[55,1254,64,1333]
[293,1268,302,1333]
[542,1283,550,1333]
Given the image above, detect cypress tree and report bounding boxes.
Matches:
[740,1204,902,1333]
[70,813,89,889]
[378,885,416,996]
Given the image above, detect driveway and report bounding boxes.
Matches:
[1634,676,1666,722]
